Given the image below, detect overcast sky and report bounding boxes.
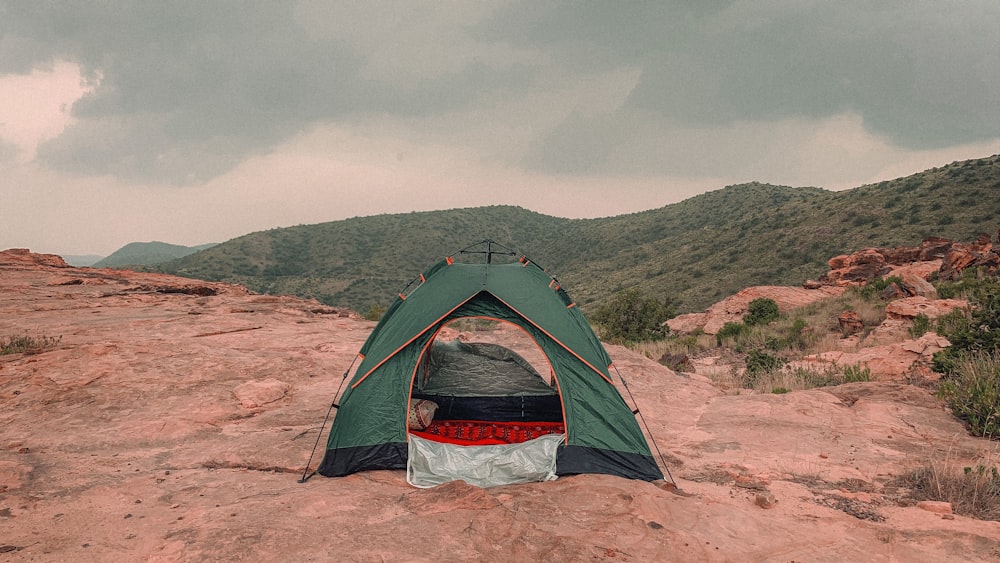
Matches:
[2,1,998,256]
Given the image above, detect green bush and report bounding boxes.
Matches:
[363,304,386,322]
[936,267,996,299]
[909,313,931,338]
[744,298,780,326]
[937,351,1000,438]
[743,349,788,387]
[716,321,750,346]
[785,317,813,350]
[593,288,675,343]
[842,363,872,383]
[933,276,999,375]
[936,308,970,337]
[852,276,904,301]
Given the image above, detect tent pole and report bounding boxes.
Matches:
[298,355,358,483]
[613,365,678,487]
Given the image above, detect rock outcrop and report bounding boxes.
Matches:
[0,248,70,268]
[939,231,1000,280]
[667,285,845,336]
[672,235,989,379]
[811,233,1000,288]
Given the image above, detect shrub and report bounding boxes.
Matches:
[743,349,788,387]
[744,298,780,326]
[363,304,386,322]
[593,288,675,343]
[936,267,997,300]
[852,276,904,301]
[842,363,872,383]
[933,276,999,375]
[937,351,1000,438]
[898,449,1000,521]
[909,313,931,338]
[935,308,969,338]
[716,321,750,346]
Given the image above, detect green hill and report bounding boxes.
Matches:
[95,241,217,268]
[160,155,1000,314]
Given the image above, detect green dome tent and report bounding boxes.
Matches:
[315,241,664,486]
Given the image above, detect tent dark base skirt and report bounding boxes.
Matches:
[317,441,663,486]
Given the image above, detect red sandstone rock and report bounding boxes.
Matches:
[755,492,777,509]
[884,297,968,320]
[939,234,1000,281]
[0,248,69,268]
[837,311,864,336]
[916,501,953,514]
[233,378,292,408]
[822,249,890,286]
[814,235,996,290]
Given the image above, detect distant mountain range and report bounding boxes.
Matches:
[155,155,998,314]
[92,241,217,268]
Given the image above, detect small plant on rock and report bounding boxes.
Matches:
[842,363,872,383]
[716,321,750,346]
[908,313,931,338]
[0,334,62,355]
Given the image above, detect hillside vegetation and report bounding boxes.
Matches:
[160,155,1000,314]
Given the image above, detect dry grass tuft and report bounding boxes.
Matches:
[897,447,1000,521]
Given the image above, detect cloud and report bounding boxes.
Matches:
[0,1,997,189]
[1,2,528,183]
[492,1,1000,173]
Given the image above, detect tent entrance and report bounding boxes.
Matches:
[406,320,566,487]
[409,319,564,432]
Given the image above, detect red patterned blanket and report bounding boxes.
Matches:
[410,419,565,446]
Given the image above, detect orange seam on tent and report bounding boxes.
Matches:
[398,293,406,301]
[419,274,425,283]
[492,294,615,385]
[548,279,555,288]
[566,303,576,309]
[446,256,454,265]
[350,295,478,389]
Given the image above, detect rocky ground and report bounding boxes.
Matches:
[1,249,998,562]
